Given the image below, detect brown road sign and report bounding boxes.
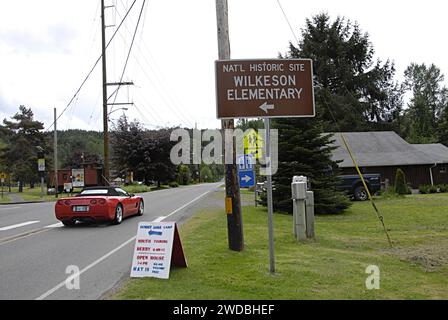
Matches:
[216,59,315,119]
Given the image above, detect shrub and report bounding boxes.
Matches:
[429,185,438,193]
[177,165,191,185]
[437,184,448,193]
[380,187,403,199]
[169,182,179,188]
[419,185,430,194]
[394,169,410,195]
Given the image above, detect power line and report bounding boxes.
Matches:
[115,0,197,128]
[109,0,147,113]
[45,0,138,132]
[275,0,299,45]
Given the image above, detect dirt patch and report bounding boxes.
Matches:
[389,241,448,272]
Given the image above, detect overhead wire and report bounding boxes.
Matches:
[109,0,147,114]
[114,0,196,128]
[275,0,300,45]
[44,0,138,132]
[114,0,194,127]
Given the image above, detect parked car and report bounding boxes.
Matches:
[336,174,381,201]
[55,186,144,226]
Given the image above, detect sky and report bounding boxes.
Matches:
[0,0,447,131]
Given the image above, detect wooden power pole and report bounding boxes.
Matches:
[54,108,58,198]
[216,0,244,251]
[101,0,110,185]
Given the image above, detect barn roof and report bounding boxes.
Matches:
[327,131,448,168]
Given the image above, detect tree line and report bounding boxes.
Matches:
[0,108,223,191]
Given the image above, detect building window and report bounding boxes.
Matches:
[440,166,447,174]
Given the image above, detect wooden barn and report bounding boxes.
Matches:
[327,131,448,189]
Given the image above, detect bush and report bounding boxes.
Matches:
[169,182,179,188]
[177,165,191,185]
[380,187,403,199]
[394,169,411,195]
[122,184,151,194]
[419,185,430,194]
[200,165,214,183]
[437,184,448,193]
[429,185,438,193]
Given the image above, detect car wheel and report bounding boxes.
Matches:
[354,186,368,201]
[62,220,76,227]
[113,204,123,225]
[137,200,144,216]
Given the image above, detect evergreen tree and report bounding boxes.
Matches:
[286,13,403,132]
[266,118,350,214]
[439,103,448,147]
[403,63,447,143]
[394,168,410,195]
[0,105,48,191]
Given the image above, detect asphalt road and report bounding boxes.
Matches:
[0,182,223,300]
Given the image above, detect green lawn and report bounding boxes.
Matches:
[8,186,56,202]
[113,193,448,300]
[0,194,11,203]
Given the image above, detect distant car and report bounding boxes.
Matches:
[336,174,381,201]
[55,186,144,227]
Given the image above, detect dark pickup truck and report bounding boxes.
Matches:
[336,174,381,201]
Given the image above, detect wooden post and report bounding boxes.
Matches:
[305,191,315,239]
[216,0,244,251]
[296,199,307,241]
[101,0,110,185]
[54,108,58,198]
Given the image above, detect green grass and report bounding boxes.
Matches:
[121,185,154,194]
[9,186,56,202]
[121,184,179,194]
[113,193,448,300]
[0,195,11,203]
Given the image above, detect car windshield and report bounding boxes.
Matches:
[79,189,109,196]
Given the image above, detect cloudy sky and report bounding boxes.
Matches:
[0,0,447,131]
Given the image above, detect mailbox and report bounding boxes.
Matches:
[291,176,307,200]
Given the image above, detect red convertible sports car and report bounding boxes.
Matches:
[55,186,144,226]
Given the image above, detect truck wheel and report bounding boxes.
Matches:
[354,186,368,201]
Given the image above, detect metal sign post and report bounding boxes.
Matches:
[215,57,316,274]
[38,159,45,199]
[1,177,4,199]
[264,118,275,274]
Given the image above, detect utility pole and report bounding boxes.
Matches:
[54,108,58,198]
[216,0,244,251]
[101,1,134,186]
[101,0,110,185]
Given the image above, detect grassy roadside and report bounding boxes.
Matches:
[0,195,11,203]
[113,193,448,300]
[7,187,56,202]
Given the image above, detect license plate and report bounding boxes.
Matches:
[73,206,89,212]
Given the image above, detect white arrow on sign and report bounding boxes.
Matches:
[241,175,252,183]
[259,102,275,114]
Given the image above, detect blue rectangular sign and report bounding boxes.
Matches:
[239,170,255,188]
